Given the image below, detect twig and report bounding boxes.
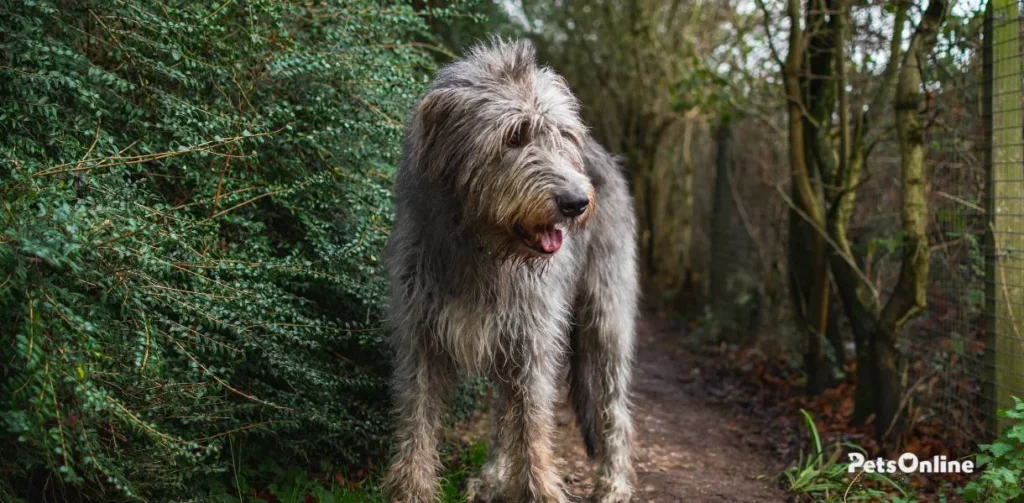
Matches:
[753,0,785,69]
[139,313,151,374]
[89,9,142,86]
[935,190,985,213]
[206,0,234,19]
[726,161,772,277]
[196,420,281,441]
[210,150,233,219]
[230,436,244,503]
[32,128,281,177]
[883,369,936,441]
[107,396,188,445]
[375,42,457,60]
[201,181,309,223]
[76,119,103,171]
[843,468,866,502]
[772,183,882,301]
[989,222,1024,349]
[354,95,403,128]
[173,340,291,411]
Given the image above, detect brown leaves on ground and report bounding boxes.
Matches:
[695,333,977,501]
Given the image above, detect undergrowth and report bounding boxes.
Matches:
[783,410,915,502]
[0,0,482,500]
[199,440,489,503]
[962,396,1024,503]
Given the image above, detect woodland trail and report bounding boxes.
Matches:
[457,317,787,502]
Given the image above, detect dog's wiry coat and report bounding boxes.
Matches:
[382,39,638,503]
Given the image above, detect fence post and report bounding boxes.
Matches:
[710,120,736,329]
[985,0,1024,434]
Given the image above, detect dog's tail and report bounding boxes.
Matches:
[568,328,600,459]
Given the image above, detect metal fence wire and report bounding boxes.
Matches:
[708,0,1024,450]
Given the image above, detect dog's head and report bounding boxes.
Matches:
[406,38,593,259]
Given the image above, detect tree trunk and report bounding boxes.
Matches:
[785,0,835,394]
[876,0,945,445]
[826,288,847,369]
[624,115,672,286]
[679,115,696,293]
[827,0,909,426]
[711,120,736,327]
[830,245,881,423]
[828,108,881,425]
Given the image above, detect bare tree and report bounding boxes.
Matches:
[764,0,947,442]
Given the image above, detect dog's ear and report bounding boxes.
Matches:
[414,87,461,133]
[409,86,464,176]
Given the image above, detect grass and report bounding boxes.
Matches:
[203,440,490,503]
[782,409,916,502]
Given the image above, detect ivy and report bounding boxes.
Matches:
[963,397,1024,502]
[0,0,476,500]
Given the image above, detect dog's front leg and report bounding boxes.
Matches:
[382,342,456,502]
[499,345,566,503]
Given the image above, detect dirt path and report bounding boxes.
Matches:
[459,317,787,502]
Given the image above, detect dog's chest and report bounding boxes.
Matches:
[432,261,577,374]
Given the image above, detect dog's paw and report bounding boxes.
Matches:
[589,488,633,503]
[466,476,502,503]
[591,478,633,503]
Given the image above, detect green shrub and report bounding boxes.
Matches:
[0,0,478,500]
[963,397,1024,503]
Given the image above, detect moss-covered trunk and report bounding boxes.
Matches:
[784,0,839,394]
[825,0,913,426]
[875,0,945,444]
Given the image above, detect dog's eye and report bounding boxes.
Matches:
[561,131,581,148]
[507,125,527,148]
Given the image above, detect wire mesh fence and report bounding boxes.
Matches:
[708,0,1024,450]
[986,0,1024,437]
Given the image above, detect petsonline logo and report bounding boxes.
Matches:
[848,453,975,474]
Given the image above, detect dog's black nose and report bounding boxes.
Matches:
[557,190,590,218]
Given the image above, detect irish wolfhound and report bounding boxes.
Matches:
[382,38,638,503]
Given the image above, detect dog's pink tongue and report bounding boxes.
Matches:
[539,228,563,253]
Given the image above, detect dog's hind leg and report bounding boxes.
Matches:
[569,252,638,502]
[382,340,457,503]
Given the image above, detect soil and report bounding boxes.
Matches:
[454,316,789,502]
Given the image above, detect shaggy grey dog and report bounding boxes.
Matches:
[382,38,638,503]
